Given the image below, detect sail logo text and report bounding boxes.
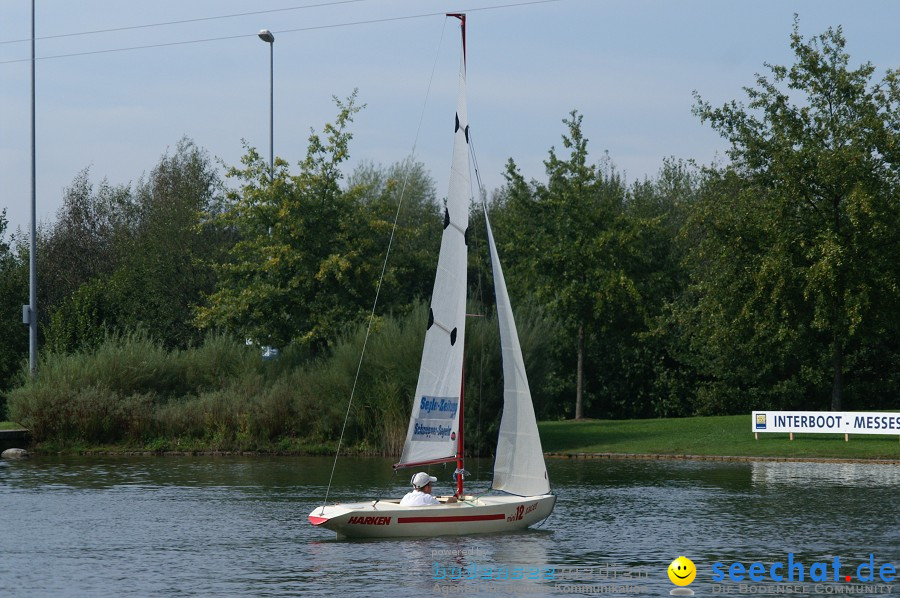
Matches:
[347,516,391,525]
[420,396,459,419]
[413,423,454,440]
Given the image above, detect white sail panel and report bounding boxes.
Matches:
[396,40,470,468]
[485,210,551,496]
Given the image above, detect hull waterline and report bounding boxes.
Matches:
[308,494,556,538]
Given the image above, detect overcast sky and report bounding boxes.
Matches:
[1,0,898,234]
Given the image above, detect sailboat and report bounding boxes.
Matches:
[308,14,555,539]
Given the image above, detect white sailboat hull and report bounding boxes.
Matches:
[308,494,556,538]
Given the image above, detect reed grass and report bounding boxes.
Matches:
[6,302,555,455]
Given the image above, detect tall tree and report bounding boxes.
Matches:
[345,158,442,312]
[0,212,29,397]
[624,160,700,417]
[40,172,132,317]
[498,112,655,419]
[44,139,225,352]
[197,94,376,351]
[692,21,900,410]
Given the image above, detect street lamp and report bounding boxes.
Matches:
[258,29,274,179]
[257,29,278,360]
[24,0,37,377]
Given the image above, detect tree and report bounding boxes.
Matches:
[346,158,442,311]
[40,171,132,318]
[497,112,657,419]
[115,138,227,348]
[43,139,226,352]
[198,93,377,351]
[623,160,700,417]
[0,212,28,399]
[691,20,900,410]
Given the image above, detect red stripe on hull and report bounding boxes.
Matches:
[398,513,505,524]
[308,515,328,526]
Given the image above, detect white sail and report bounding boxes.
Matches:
[485,209,551,496]
[396,37,470,469]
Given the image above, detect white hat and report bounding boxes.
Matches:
[411,472,437,489]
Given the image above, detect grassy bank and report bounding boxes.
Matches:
[539,416,900,460]
[9,415,900,461]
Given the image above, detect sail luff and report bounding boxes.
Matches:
[396,22,470,470]
[485,208,551,496]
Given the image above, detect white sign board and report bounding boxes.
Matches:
[752,411,900,435]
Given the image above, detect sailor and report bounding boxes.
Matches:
[399,472,458,506]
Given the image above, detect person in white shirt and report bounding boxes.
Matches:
[399,472,458,506]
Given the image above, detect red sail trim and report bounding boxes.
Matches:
[393,456,457,470]
[398,513,505,524]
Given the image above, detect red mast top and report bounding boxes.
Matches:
[447,13,466,66]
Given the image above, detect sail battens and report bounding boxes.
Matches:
[398,31,470,470]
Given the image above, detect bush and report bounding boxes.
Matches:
[7,302,557,454]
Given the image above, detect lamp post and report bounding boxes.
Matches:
[26,0,37,376]
[258,29,274,179]
[257,29,278,360]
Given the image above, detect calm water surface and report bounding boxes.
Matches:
[1,456,898,597]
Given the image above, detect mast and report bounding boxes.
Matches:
[395,12,470,472]
[456,366,465,496]
[449,12,466,499]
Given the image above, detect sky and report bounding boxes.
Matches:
[1,0,899,235]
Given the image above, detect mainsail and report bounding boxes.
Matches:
[485,209,551,497]
[396,30,470,469]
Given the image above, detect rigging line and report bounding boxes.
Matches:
[469,130,488,210]
[318,16,450,514]
[0,0,371,45]
[468,129,489,481]
[465,132,488,479]
[0,0,564,65]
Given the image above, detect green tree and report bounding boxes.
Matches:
[44,139,226,352]
[623,159,700,417]
[497,111,660,419]
[40,172,132,320]
[114,138,226,348]
[198,93,376,351]
[691,21,900,410]
[0,212,29,402]
[346,158,442,311]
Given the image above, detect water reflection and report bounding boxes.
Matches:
[1,455,898,597]
[751,460,900,487]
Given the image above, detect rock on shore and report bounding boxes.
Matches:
[1,448,30,459]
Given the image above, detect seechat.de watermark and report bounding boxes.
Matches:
[711,554,895,584]
[707,554,895,595]
[666,554,896,596]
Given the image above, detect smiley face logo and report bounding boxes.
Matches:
[667,556,696,586]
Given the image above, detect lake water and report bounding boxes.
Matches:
[1,455,898,597]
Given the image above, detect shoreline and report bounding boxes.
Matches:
[545,452,900,465]
[7,447,900,465]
